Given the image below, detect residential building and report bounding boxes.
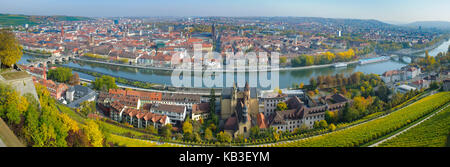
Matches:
[191,102,210,121]
[382,70,403,83]
[66,85,96,108]
[34,77,69,100]
[443,79,450,91]
[150,103,186,125]
[109,104,170,129]
[411,79,429,90]
[396,84,417,94]
[260,92,288,117]
[402,66,421,79]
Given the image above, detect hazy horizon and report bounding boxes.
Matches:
[1,0,450,23]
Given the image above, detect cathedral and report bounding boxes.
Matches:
[220,82,259,138]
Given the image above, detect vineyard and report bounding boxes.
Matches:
[272,92,450,147]
[377,106,450,147]
[105,134,179,147]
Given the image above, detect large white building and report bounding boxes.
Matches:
[149,103,186,124]
[382,65,421,83]
[268,94,351,132]
[396,84,417,94]
[260,92,288,117]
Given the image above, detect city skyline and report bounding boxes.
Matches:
[0,0,450,23]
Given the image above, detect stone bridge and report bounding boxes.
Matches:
[28,55,75,67]
[388,53,421,63]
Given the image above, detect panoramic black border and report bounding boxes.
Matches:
[0,147,448,166]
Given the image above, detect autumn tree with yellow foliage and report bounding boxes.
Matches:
[0,30,23,68]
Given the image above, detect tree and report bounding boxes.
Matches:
[182,120,193,134]
[204,128,213,141]
[343,107,359,122]
[350,72,362,85]
[328,123,336,131]
[430,81,439,90]
[250,126,260,138]
[279,56,287,64]
[273,87,281,94]
[92,75,118,91]
[68,72,80,86]
[47,67,73,83]
[192,132,201,142]
[0,30,23,68]
[276,102,288,111]
[352,96,374,115]
[79,101,96,116]
[209,88,216,115]
[273,129,281,141]
[310,78,317,89]
[207,122,217,132]
[59,113,79,133]
[146,126,158,135]
[0,84,29,125]
[216,131,232,143]
[82,120,104,147]
[325,110,338,124]
[160,124,172,139]
[299,82,304,89]
[305,55,315,66]
[375,84,390,102]
[22,94,41,145]
[319,120,328,129]
[66,130,90,147]
[4,82,95,147]
[313,121,320,129]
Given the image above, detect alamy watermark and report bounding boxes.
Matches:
[171,44,279,89]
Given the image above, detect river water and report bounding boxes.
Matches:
[19,39,450,90]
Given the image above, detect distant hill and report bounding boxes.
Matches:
[0,13,91,26]
[404,21,450,29]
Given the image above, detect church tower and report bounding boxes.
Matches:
[244,81,250,101]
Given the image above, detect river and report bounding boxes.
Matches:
[18,39,450,90]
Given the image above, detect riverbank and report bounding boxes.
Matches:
[22,50,52,57]
[391,35,450,56]
[73,57,360,72]
[58,64,224,95]
[79,78,222,96]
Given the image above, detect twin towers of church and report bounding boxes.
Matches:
[220,82,259,138]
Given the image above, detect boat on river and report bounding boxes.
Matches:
[333,62,347,68]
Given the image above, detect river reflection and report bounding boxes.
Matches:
[61,59,407,89]
[18,39,449,90]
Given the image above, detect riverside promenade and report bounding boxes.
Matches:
[72,57,359,72]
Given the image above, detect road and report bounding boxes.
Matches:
[0,138,6,147]
[0,118,25,147]
[369,103,449,147]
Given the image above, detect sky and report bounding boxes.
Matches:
[1,0,450,23]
